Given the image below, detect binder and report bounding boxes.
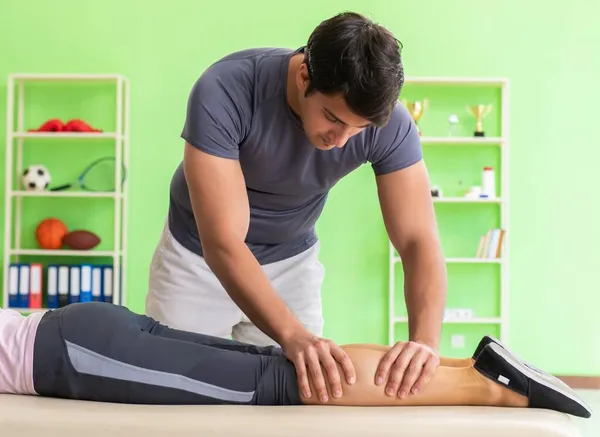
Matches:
[102,265,113,303]
[69,265,80,304]
[79,264,92,302]
[18,264,30,308]
[47,265,58,308]
[57,265,69,307]
[91,266,102,302]
[8,264,19,308]
[29,263,42,309]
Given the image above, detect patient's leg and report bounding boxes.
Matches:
[343,343,473,368]
[301,345,527,407]
[138,311,282,356]
[32,301,293,405]
[439,357,474,367]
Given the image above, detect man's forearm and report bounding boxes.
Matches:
[399,238,447,350]
[202,238,306,345]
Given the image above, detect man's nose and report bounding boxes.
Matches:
[332,127,352,148]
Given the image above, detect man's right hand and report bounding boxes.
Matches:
[281,329,356,403]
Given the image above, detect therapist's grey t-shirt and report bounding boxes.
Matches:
[168,46,422,265]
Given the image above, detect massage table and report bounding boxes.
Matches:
[0,394,583,437]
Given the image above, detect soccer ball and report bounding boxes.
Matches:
[21,165,51,191]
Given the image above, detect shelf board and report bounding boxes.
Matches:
[9,249,120,257]
[433,197,503,203]
[10,73,126,82]
[393,256,502,264]
[12,132,120,139]
[11,190,120,198]
[420,136,504,145]
[394,316,502,324]
[404,76,508,86]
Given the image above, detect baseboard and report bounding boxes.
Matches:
[556,375,600,389]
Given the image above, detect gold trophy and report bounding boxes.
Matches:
[466,104,493,137]
[401,98,428,136]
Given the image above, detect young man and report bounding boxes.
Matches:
[146,12,447,404]
[0,302,592,420]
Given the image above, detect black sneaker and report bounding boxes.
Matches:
[473,335,500,359]
[473,335,568,388]
[474,342,592,418]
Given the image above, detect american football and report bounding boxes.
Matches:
[62,230,101,250]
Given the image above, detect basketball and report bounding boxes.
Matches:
[35,218,68,250]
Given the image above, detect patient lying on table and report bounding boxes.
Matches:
[0,302,591,419]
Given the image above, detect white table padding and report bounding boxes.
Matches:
[0,394,583,437]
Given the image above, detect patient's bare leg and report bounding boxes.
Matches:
[438,357,474,367]
[343,343,473,368]
[301,345,527,407]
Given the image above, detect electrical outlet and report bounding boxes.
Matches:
[451,334,465,349]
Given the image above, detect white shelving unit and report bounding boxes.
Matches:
[3,73,129,311]
[389,76,509,346]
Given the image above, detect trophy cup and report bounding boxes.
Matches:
[401,98,429,136]
[466,104,492,137]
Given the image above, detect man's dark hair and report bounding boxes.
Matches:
[304,12,404,127]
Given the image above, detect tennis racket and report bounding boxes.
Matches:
[50,156,126,192]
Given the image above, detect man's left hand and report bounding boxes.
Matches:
[375,340,440,398]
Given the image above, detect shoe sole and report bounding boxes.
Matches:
[479,336,574,393]
[488,342,592,418]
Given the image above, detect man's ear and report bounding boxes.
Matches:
[296,62,310,91]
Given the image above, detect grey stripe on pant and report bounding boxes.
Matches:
[32,302,302,405]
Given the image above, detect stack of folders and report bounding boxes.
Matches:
[7,263,115,310]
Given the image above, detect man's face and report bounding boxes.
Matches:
[294,63,371,150]
[298,92,372,150]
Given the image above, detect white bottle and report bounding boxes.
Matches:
[482,166,496,198]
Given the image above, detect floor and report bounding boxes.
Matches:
[573,389,600,436]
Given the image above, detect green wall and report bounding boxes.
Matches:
[1,0,599,376]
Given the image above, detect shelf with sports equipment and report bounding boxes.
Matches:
[2,73,129,313]
[388,76,509,358]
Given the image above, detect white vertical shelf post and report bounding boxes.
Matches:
[499,79,510,343]
[121,77,130,308]
[113,76,123,306]
[3,76,15,307]
[16,81,25,256]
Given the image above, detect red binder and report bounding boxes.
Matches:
[29,263,43,309]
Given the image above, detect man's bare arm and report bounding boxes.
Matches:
[183,142,356,402]
[376,160,447,348]
[372,160,446,399]
[182,142,304,345]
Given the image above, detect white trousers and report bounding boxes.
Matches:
[145,223,325,346]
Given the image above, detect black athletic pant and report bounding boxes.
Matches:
[32,301,302,405]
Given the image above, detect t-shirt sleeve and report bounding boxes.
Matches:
[181,60,253,160]
[368,102,423,176]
